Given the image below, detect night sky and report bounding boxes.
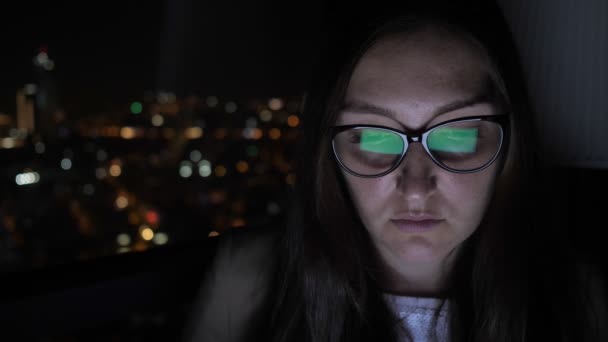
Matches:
[1,1,166,114]
[0,0,330,117]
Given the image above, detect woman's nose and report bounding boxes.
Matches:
[394,142,438,198]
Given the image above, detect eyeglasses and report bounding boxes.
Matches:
[330,115,509,177]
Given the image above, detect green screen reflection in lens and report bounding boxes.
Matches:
[428,127,478,153]
[360,129,403,154]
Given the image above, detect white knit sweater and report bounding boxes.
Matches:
[383,294,450,342]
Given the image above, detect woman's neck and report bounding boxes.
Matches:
[375,245,463,297]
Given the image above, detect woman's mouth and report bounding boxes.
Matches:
[390,218,443,232]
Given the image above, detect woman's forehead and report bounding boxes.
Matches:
[343,28,497,127]
[352,28,492,88]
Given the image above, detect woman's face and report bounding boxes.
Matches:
[336,28,504,278]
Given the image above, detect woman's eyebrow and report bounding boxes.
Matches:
[340,91,494,121]
[431,76,501,116]
[340,100,400,120]
[432,91,494,117]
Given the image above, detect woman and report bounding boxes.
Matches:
[184,2,607,341]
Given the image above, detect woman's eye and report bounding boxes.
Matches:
[347,132,361,143]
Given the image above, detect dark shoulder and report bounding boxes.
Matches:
[576,257,606,302]
[210,225,283,270]
[575,257,608,340]
[182,226,284,342]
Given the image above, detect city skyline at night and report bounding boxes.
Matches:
[0,89,303,269]
[0,0,328,271]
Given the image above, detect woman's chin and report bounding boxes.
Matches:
[393,237,445,264]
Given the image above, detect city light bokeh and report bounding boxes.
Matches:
[0,63,303,269]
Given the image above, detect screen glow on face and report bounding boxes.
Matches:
[359,129,404,154]
[427,126,478,153]
[333,115,504,176]
[358,126,479,155]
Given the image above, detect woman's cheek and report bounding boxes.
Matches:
[446,173,496,225]
[344,177,386,223]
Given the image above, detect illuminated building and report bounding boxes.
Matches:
[32,47,60,139]
[16,88,35,133]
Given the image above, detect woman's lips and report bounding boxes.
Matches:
[390,219,443,232]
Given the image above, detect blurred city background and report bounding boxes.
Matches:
[0,0,327,271]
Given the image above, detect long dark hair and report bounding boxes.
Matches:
[269,2,603,341]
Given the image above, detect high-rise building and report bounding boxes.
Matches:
[16,87,35,133]
[33,47,58,138]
